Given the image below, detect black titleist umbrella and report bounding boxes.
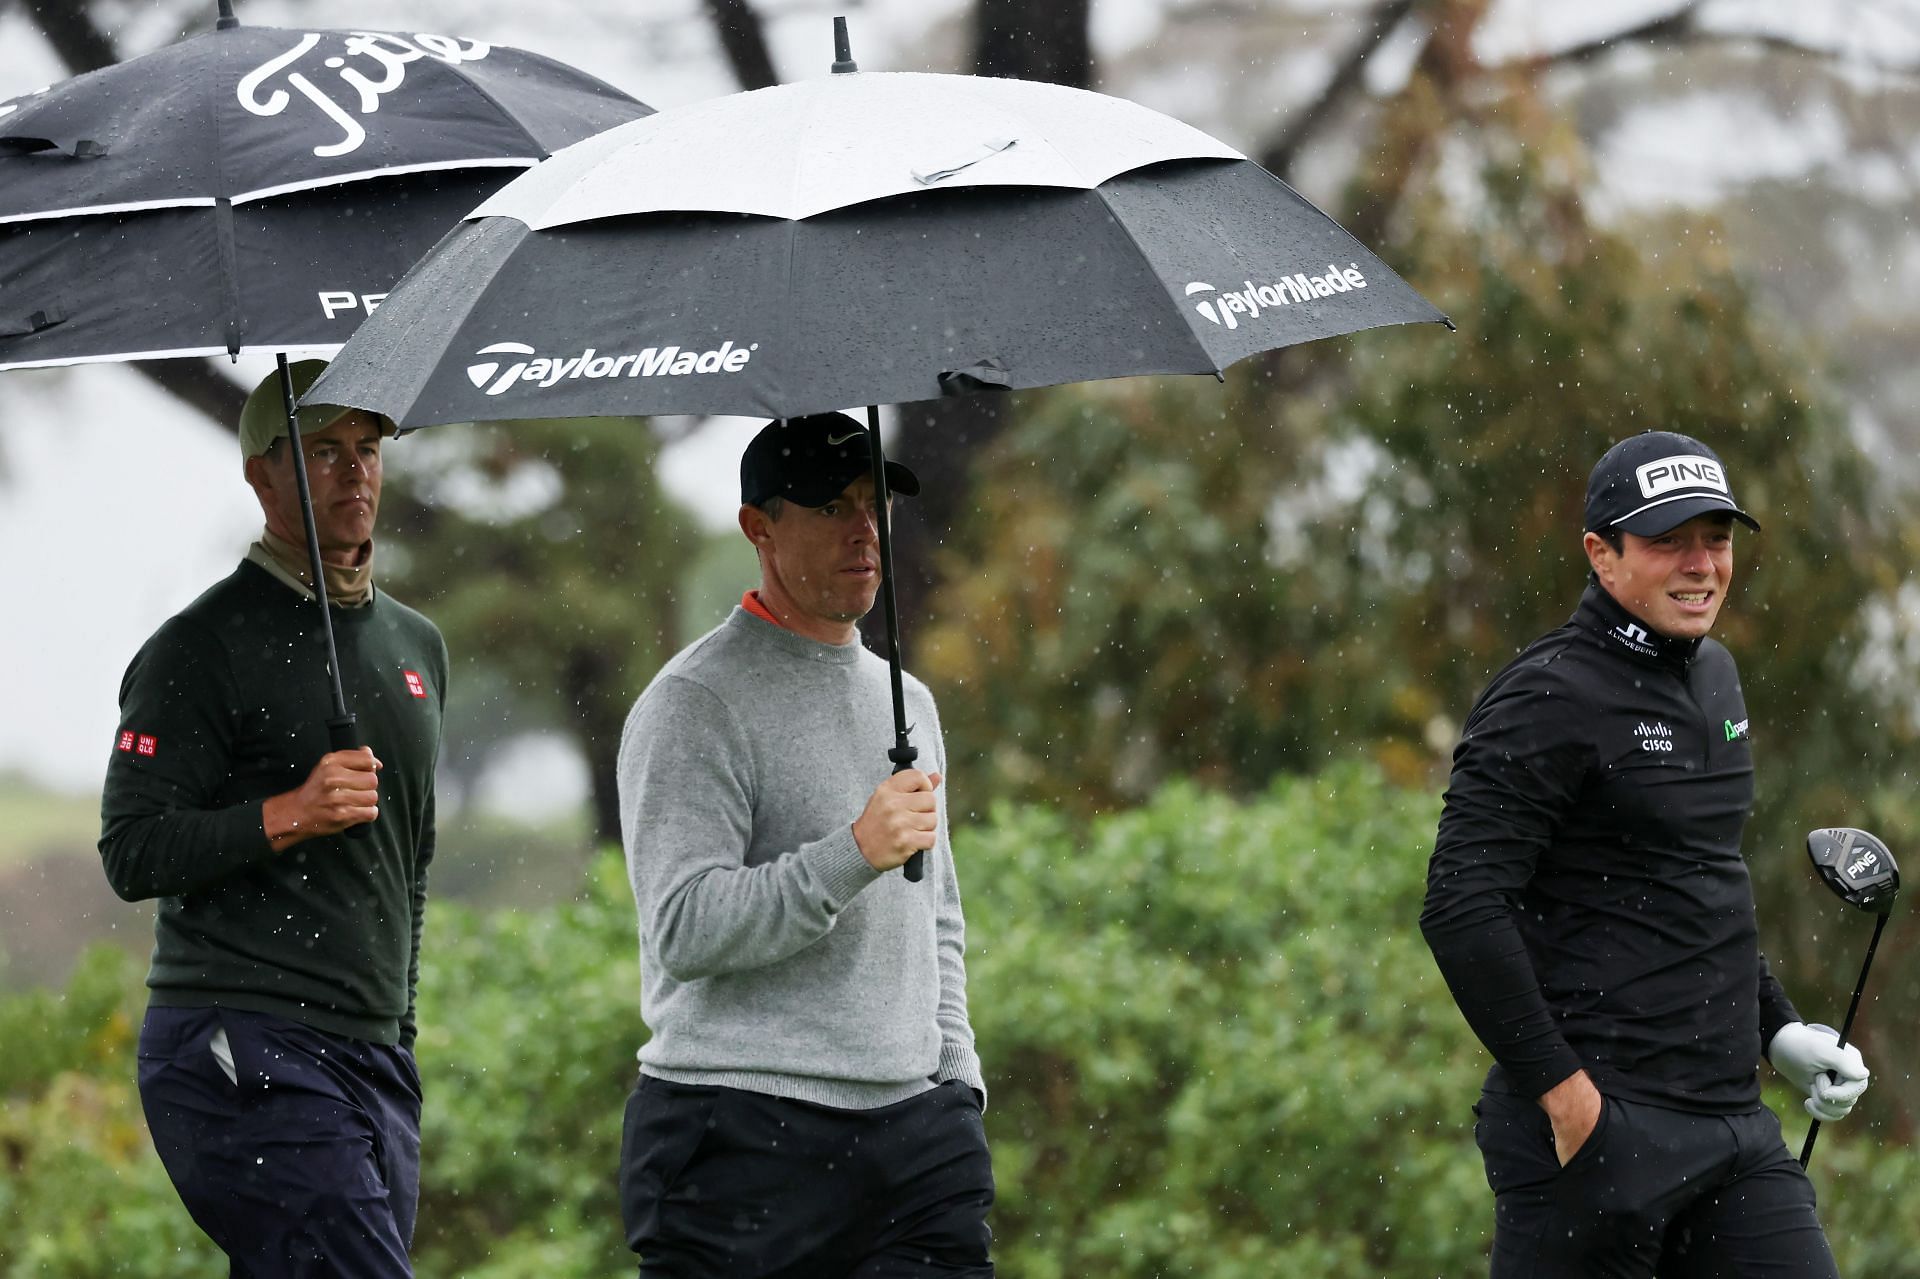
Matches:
[0,1,650,366]
[312,20,1450,874]
[0,0,650,784]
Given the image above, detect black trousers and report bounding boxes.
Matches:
[620,1076,995,1278]
[137,1006,422,1278]
[1474,1087,1839,1278]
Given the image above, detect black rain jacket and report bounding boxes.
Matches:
[1422,584,1798,1113]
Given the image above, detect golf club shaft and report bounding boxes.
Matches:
[863,405,924,882]
[1799,912,1888,1167]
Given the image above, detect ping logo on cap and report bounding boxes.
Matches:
[1636,455,1729,500]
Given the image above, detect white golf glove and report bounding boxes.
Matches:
[1769,1021,1871,1122]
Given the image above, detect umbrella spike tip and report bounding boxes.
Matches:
[831,15,859,74]
[216,0,239,29]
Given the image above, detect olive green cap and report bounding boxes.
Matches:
[239,360,389,462]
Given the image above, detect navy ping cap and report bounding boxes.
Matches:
[1584,431,1759,536]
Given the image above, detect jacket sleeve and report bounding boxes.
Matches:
[1755,952,1802,1051]
[925,697,985,1107]
[619,675,881,982]
[1420,664,1593,1098]
[98,617,275,901]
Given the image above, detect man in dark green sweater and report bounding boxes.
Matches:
[100,360,446,1277]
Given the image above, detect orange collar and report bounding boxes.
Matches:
[741,589,786,630]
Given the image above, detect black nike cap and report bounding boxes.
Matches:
[740,413,921,508]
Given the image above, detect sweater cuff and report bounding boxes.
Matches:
[1507,1043,1589,1101]
[938,1039,986,1111]
[806,825,883,909]
[213,799,279,870]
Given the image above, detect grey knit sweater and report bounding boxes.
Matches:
[617,606,983,1109]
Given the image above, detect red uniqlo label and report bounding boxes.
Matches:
[136,735,158,757]
[117,730,137,752]
[403,670,427,699]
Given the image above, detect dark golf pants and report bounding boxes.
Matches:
[1474,1087,1838,1278]
[137,1006,421,1278]
[620,1075,995,1278]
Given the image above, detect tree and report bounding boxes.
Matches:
[376,419,695,844]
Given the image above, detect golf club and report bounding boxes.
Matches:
[1799,826,1899,1167]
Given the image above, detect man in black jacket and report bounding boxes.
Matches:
[1422,432,1870,1277]
[101,361,445,1276]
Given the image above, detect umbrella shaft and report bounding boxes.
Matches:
[865,406,924,883]
[276,354,353,723]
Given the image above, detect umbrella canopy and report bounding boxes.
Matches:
[0,15,651,368]
[309,43,1450,873]
[308,69,1447,426]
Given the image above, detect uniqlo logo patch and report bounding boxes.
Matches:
[117,730,137,752]
[403,670,427,699]
[136,735,158,757]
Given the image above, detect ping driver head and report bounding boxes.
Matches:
[1807,827,1900,915]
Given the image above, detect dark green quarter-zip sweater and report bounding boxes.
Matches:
[100,560,446,1047]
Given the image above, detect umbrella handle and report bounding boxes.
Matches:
[328,714,371,842]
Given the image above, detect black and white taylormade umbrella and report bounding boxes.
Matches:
[310,56,1445,424]
[0,2,650,368]
[0,0,648,790]
[311,22,1449,873]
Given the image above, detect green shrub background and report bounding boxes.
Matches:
[4,767,1914,1276]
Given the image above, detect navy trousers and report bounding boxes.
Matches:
[620,1076,995,1278]
[137,1006,422,1278]
[1474,1087,1839,1278]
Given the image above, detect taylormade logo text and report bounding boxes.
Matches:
[1185,263,1369,329]
[465,340,757,396]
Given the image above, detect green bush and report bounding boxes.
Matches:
[3,769,1916,1276]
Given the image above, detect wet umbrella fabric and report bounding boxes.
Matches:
[308,71,1447,426]
[0,22,652,368]
[308,65,1448,872]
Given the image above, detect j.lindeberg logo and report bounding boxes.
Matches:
[1636,454,1729,501]
[1185,263,1370,329]
[465,340,757,396]
[1610,621,1658,656]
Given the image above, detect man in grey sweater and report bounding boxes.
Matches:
[616,413,992,1277]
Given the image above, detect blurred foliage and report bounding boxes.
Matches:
[378,418,697,843]
[4,769,1916,1276]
